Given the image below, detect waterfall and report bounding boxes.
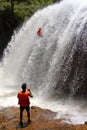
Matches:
[0,0,87,124]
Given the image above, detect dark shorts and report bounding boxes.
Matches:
[20,106,30,112]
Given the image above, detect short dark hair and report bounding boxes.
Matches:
[21,83,27,90]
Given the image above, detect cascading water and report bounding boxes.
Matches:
[0,0,87,124]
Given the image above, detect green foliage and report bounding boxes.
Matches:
[14,0,53,20]
[0,1,9,10]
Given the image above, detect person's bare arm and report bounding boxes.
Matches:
[27,88,33,97]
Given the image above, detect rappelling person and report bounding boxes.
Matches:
[37,27,43,37]
[17,83,33,126]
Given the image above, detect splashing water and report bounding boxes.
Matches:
[0,0,87,124]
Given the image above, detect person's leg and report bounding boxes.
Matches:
[19,106,24,125]
[26,106,30,122]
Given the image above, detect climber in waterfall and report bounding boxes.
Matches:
[37,27,43,36]
[17,83,33,126]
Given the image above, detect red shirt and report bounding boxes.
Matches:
[37,28,43,36]
[18,91,30,106]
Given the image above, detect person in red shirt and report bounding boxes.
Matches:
[17,83,33,126]
[37,28,43,36]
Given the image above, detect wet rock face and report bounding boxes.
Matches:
[64,24,87,99]
[53,21,87,100]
